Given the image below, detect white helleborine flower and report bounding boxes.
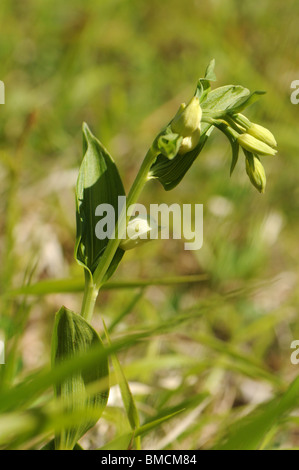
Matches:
[247,123,277,149]
[120,215,159,251]
[171,96,202,137]
[178,126,201,155]
[237,133,277,157]
[245,154,266,193]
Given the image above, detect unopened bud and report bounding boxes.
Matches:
[247,123,277,149]
[171,97,202,137]
[245,154,266,193]
[178,127,201,155]
[119,215,159,251]
[238,133,277,157]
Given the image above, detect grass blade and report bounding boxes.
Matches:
[8,274,208,296]
[103,321,141,449]
[214,376,299,450]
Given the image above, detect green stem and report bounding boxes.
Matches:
[92,145,159,291]
[224,114,247,133]
[135,435,141,450]
[80,145,159,322]
[80,270,98,323]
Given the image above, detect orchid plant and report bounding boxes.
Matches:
[49,60,277,450]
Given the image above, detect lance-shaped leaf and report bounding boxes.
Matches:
[75,123,125,276]
[227,90,266,114]
[103,321,141,448]
[211,120,240,176]
[51,307,109,450]
[230,140,240,176]
[201,84,251,114]
[195,58,217,103]
[149,123,213,191]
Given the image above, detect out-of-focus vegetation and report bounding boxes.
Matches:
[1,0,299,450]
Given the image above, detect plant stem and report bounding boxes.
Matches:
[79,147,159,452]
[92,145,159,291]
[80,270,98,323]
[135,435,141,450]
[80,145,159,322]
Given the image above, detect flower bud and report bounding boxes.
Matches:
[232,113,252,132]
[245,154,266,193]
[171,97,202,137]
[237,133,277,156]
[178,127,201,155]
[119,215,158,251]
[247,123,277,149]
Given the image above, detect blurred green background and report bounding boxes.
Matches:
[1,0,299,449]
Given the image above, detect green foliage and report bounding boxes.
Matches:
[98,410,184,450]
[214,376,299,450]
[150,69,265,191]
[75,123,125,276]
[149,129,212,191]
[51,307,109,449]
[0,0,298,452]
[103,321,141,449]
